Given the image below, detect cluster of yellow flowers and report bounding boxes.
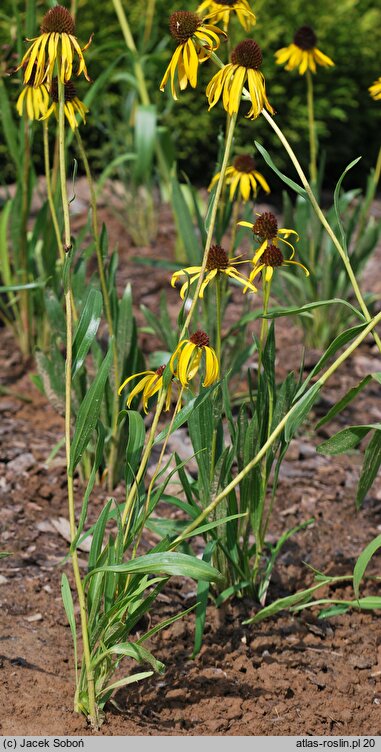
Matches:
[120,1,380,414]
[16,4,91,130]
[16,3,380,415]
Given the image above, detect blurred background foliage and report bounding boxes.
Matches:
[1,0,380,192]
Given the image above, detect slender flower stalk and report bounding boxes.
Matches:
[180,112,238,338]
[261,108,381,354]
[122,390,168,538]
[130,385,184,562]
[57,64,97,728]
[19,117,31,355]
[306,69,317,184]
[257,275,271,383]
[43,119,64,261]
[171,309,381,549]
[74,129,120,490]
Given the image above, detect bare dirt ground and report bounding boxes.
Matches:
[0,192,381,736]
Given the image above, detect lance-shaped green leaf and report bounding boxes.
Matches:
[316,375,374,429]
[69,346,112,472]
[353,533,381,599]
[317,423,381,455]
[83,551,224,586]
[134,105,156,184]
[285,382,322,442]
[154,381,221,445]
[356,430,381,510]
[264,298,364,323]
[254,140,307,199]
[72,288,103,377]
[243,579,337,624]
[61,574,78,683]
[333,157,362,255]
[295,322,368,399]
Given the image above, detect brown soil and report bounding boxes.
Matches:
[1,194,381,736]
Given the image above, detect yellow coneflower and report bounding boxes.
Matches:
[16,66,49,120]
[160,11,226,100]
[42,78,88,131]
[171,243,257,299]
[206,39,274,119]
[209,154,270,201]
[248,243,309,283]
[197,0,255,32]
[369,77,381,101]
[16,4,92,87]
[275,26,334,75]
[238,211,300,258]
[170,331,219,388]
[118,365,172,414]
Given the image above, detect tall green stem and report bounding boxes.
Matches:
[171,309,381,548]
[75,130,120,490]
[122,390,167,538]
[43,120,64,262]
[306,70,317,185]
[19,118,31,354]
[180,113,237,340]
[261,108,381,354]
[257,276,270,385]
[57,72,98,728]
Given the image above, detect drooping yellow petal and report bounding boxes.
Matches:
[252,239,268,264]
[118,369,154,395]
[198,269,218,298]
[203,345,219,386]
[313,47,334,68]
[284,259,310,276]
[264,265,274,282]
[126,375,153,410]
[253,170,270,194]
[178,342,197,386]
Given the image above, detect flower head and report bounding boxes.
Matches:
[160,11,226,100]
[171,243,257,299]
[369,77,381,101]
[42,78,88,131]
[248,243,309,283]
[16,66,49,121]
[118,365,172,414]
[16,5,92,86]
[209,154,270,201]
[275,26,334,75]
[170,331,219,387]
[206,39,274,119]
[197,0,256,32]
[238,211,300,258]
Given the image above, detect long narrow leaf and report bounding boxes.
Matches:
[83,552,224,585]
[69,346,112,472]
[254,141,307,199]
[72,288,103,377]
